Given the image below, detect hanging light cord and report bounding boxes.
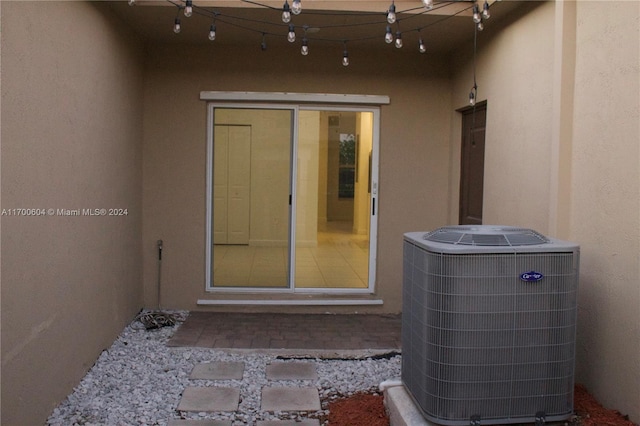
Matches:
[471,20,478,146]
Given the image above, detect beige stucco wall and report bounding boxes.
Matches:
[0,2,144,424]
[570,1,640,421]
[449,2,554,230]
[450,1,640,422]
[142,43,453,313]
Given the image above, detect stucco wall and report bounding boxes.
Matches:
[571,1,640,421]
[141,43,453,312]
[0,2,144,424]
[449,2,554,230]
[450,1,640,422]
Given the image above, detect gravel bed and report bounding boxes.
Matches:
[47,311,401,426]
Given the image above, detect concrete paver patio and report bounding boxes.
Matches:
[168,313,402,425]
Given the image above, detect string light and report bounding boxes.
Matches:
[422,0,433,10]
[395,31,403,48]
[385,25,393,44]
[482,0,491,19]
[261,33,267,50]
[282,0,291,23]
[148,0,497,67]
[287,24,296,42]
[387,1,396,24]
[469,85,476,105]
[292,0,302,15]
[342,42,349,66]
[184,0,193,17]
[419,37,426,53]
[128,0,136,6]
[472,3,482,24]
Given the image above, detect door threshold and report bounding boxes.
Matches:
[197,298,383,306]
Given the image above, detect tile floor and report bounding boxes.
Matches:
[212,221,369,289]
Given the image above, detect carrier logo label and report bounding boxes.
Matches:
[520,271,544,282]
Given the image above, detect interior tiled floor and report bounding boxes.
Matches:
[213,221,369,289]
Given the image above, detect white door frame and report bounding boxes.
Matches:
[203,93,388,293]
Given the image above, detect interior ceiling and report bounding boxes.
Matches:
[106,0,525,54]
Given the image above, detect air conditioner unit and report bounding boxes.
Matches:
[402,225,579,425]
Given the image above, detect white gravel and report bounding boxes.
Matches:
[47,311,401,426]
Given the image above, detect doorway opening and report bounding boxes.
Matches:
[206,105,379,293]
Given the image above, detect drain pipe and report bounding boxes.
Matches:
[157,239,163,310]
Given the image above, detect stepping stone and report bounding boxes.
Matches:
[257,421,320,426]
[266,362,318,380]
[190,362,245,380]
[261,387,321,411]
[177,387,240,412]
[168,421,232,426]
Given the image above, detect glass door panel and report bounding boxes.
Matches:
[294,110,373,289]
[212,108,292,288]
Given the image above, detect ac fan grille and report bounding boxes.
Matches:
[423,226,549,246]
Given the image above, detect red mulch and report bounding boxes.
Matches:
[327,392,389,426]
[574,384,638,426]
[326,385,637,426]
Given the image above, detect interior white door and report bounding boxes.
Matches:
[214,125,251,245]
[227,126,251,244]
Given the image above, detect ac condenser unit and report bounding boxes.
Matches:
[402,225,579,425]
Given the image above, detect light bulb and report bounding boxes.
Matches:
[208,24,216,41]
[482,0,491,19]
[385,26,393,44]
[301,38,309,55]
[395,31,403,48]
[477,21,484,31]
[469,90,476,106]
[419,38,426,53]
[292,0,302,15]
[128,0,135,6]
[387,3,396,24]
[422,0,433,10]
[287,24,296,43]
[282,1,291,23]
[261,39,267,51]
[174,18,181,34]
[472,4,482,24]
[184,0,192,17]
[342,51,349,66]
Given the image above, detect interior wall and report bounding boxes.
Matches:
[326,112,356,222]
[353,112,373,235]
[570,1,640,422]
[0,2,144,425]
[214,108,291,246]
[297,110,321,247]
[142,43,453,312]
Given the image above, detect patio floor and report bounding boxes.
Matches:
[167,311,402,350]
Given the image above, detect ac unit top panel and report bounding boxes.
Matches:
[405,225,579,254]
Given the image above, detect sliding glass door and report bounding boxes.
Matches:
[294,110,374,290]
[206,105,378,292]
[210,108,292,288]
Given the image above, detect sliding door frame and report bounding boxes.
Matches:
[203,92,388,294]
